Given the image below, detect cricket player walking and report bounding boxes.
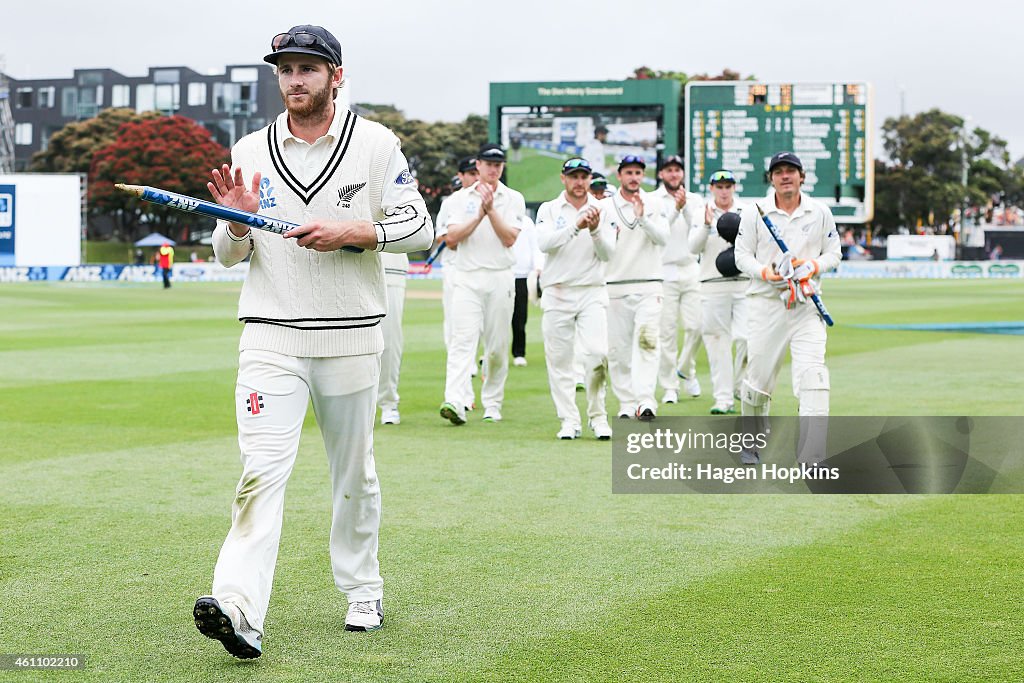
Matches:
[193,24,432,659]
[652,155,704,404]
[733,152,841,463]
[535,157,615,440]
[600,155,669,421]
[439,143,525,425]
[688,170,749,414]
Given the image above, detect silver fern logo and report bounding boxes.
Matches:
[337,182,367,208]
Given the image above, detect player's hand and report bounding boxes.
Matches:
[208,165,260,214]
[477,183,494,214]
[284,219,376,252]
[761,265,785,283]
[775,252,796,280]
[704,204,714,227]
[629,193,644,219]
[576,206,600,231]
[673,188,687,211]
[792,259,819,281]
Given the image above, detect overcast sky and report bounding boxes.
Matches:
[4,0,1022,160]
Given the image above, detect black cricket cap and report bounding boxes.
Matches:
[658,154,685,171]
[561,157,593,175]
[457,157,477,173]
[265,25,343,66]
[477,143,506,163]
[768,151,803,173]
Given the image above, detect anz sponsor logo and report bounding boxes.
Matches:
[395,169,415,186]
[259,177,278,210]
[166,195,201,212]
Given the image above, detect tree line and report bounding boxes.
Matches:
[28,70,1023,244]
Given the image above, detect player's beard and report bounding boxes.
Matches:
[663,181,681,193]
[283,81,334,125]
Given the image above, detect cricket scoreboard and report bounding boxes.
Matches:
[686,82,873,222]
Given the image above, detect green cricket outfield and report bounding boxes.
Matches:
[0,278,1022,681]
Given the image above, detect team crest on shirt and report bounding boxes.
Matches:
[337,182,367,208]
[465,200,479,216]
[556,216,567,229]
[394,169,415,185]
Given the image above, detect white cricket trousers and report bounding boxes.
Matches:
[213,349,383,634]
[744,296,827,402]
[607,290,662,413]
[441,264,455,348]
[442,265,475,409]
[701,280,748,406]
[378,281,406,411]
[541,285,609,426]
[444,268,514,412]
[658,272,702,390]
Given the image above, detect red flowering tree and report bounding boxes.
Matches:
[90,116,229,243]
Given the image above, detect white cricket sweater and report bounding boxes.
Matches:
[212,108,432,357]
[734,191,842,298]
[599,189,669,297]
[689,198,751,287]
[652,185,701,268]
[535,191,614,288]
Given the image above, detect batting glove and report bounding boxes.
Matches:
[794,278,818,305]
[792,259,820,282]
[775,252,796,280]
[779,280,798,308]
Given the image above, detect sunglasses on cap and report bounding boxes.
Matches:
[562,158,592,174]
[618,154,646,170]
[271,31,342,65]
[709,170,737,184]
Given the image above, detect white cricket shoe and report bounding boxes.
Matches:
[345,599,384,632]
[557,421,581,440]
[617,405,636,419]
[662,389,679,405]
[590,418,613,441]
[677,373,701,397]
[512,356,527,367]
[482,407,502,422]
[380,408,400,425]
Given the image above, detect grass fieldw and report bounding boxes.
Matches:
[0,278,1022,681]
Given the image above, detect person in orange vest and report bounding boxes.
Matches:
[158,242,174,288]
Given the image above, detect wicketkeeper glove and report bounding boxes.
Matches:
[793,277,818,305]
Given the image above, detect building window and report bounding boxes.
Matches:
[231,67,259,83]
[112,84,131,108]
[136,84,155,113]
[15,123,33,145]
[77,71,104,86]
[61,87,78,117]
[37,87,55,108]
[187,82,207,107]
[153,69,180,84]
[16,87,33,108]
[155,83,180,112]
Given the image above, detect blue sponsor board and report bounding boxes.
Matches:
[0,263,249,283]
[0,184,15,266]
